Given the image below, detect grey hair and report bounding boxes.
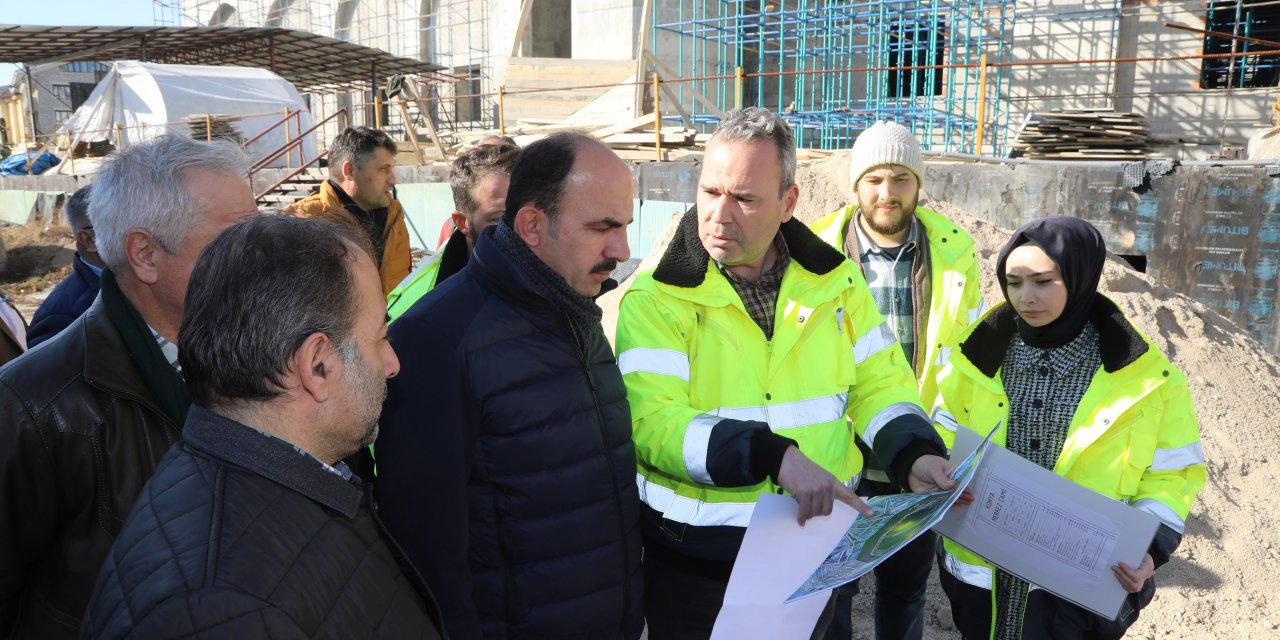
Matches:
[710,107,797,196]
[90,134,249,269]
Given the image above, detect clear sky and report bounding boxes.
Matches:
[2,0,158,82]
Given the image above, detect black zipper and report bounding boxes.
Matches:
[567,312,633,639]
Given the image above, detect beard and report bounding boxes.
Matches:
[860,192,919,240]
[337,349,387,456]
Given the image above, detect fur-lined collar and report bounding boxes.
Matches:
[652,206,847,287]
[960,295,1150,377]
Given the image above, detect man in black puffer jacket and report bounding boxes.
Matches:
[377,133,643,640]
[80,217,445,638]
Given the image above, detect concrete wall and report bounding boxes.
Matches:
[1004,0,1275,160]
[573,0,641,60]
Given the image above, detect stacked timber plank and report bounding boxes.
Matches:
[1010,110,1149,160]
[186,115,244,145]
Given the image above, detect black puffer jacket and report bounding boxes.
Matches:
[377,225,644,640]
[80,406,445,639]
[0,296,182,639]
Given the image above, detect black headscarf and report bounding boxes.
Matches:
[995,216,1106,349]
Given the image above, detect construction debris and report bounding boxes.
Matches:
[186,115,244,145]
[1011,110,1150,160]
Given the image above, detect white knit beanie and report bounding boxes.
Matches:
[848,120,924,186]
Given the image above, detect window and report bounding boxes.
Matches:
[54,110,72,124]
[454,66,484,123]
[58,61,107,74]
[1201,0,1280,89]
[52,84,71,101]
[886,21,946,98]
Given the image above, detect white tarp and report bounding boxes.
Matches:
[56,61,315,171]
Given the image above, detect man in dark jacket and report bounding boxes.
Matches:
[81,216,445,639]
[377,132,643,640]
[26,184,103,348]
[0,135,257,639]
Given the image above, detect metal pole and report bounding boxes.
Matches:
[498,85,507,134]
[283,108,293,166]
[735,66,744,110]
[654,72,662,162]
[22,64,37,151]
[975,52,988,156]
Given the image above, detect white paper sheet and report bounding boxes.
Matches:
[936,426,1160,620]
[710,494,856,640]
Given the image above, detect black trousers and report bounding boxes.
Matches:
[824,478,936,640]
[644,541,836,640]
[937,556,1151,640]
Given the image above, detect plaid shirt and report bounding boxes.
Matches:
[850,213,920,365]
[718,233,790,340]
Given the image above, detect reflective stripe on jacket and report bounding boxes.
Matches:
[616,209,939,562]
[932,297,1206,628]
[810,204,984,411]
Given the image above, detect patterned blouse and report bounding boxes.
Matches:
[994,322,1102,640]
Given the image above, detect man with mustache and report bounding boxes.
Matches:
[376,132,644,639]
[287,126,410,296]
[810,120,984,640]
[79,216,444,638]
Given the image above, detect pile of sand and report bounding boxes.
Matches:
[604,151,1280,638]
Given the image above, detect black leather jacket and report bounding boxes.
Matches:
[0,297,182,639]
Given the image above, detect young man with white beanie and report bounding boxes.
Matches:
[811,120,985,640]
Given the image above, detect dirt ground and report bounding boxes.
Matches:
[0,223,75,321]
[604,151,1280,639]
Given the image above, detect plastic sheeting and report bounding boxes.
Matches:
[56,61,315,171]
[0,151,60,176]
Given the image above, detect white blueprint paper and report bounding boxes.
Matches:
[710,494,856,640]
[936,426,1160,620]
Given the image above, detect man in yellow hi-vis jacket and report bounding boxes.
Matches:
[616,107,961,639]
[811,121,984,640]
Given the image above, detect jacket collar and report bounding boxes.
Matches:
[436,228,471,286]
[181,405,364,519]
[652,206,846,288]
[73,253,104,281]
[959,295,1149,378]
[80,296,175,426]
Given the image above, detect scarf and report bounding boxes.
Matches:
[995,216,1106,349]
[100,269,191,426]
[492,220,609,353]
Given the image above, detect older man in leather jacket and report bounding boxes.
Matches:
[0,135,256,639]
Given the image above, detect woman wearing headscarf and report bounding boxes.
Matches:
[931,217,1206,640]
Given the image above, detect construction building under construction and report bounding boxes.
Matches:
[160,0,1280,160]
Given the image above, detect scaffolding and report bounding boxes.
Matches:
[653,0,1020,153]
[151,0,497,143]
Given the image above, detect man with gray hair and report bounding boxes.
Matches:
[26,184,105,347]
[0,134,256,638]
[81,216,444,638]
[615,107,957,637]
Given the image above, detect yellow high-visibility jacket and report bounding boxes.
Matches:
[932,298,1206,615]
[810,204,984,412]
[616,211,942,562]
[387,229,469,323]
